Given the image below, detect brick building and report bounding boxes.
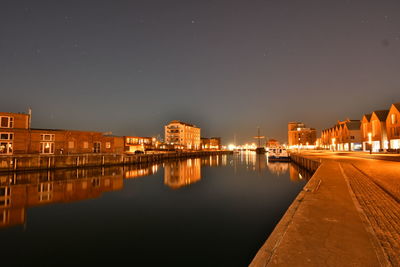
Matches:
[287,122,316,148]
[0,111,124,155]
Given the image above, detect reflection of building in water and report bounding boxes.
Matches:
[289,164,313,182]
[201,155,226,167]
[0,167,123,229]
[267,162,289,176]
[164,158,201,189]
[125,164,159,179]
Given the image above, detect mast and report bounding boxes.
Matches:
[254,127,265,148]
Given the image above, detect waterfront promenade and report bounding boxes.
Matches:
[251,151,400,266]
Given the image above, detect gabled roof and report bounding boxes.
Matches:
[392,102,400,112]
[345,121,361,130]
[372,110,389,121]
[362,114,372,122]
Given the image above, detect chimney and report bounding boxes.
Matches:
[28,108,32,129]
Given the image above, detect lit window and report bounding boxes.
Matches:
[391,114,397,125]
[40,142,54,154]
[0,117,13,128]
[83,141,89,149]
[106,142,111,149]
[0,134,13,154]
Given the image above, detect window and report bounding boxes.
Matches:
[41,134,55,141]
[93,142,101,153]
[391,114,397,125]
[83,141,89,149]
[0,133,13,140]
[106,142,111,149]
[372,121,377,137]
[0,133,13,154]
[0,117,13,128]
[40,142,54,154]
[68,141,74,149]
[0,142,13,154]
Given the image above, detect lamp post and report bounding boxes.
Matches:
[331,138,336,151]
[368,132,372,154]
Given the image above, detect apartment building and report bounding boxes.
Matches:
[164,120,201,150]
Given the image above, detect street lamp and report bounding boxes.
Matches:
[332,138,336,151]
[368,132,372,154]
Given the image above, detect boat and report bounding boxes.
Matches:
[255,147,266,154]
[254,127,266,154]
[267,146,290,162]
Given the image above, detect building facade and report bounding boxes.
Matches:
[0,112,124,155]
[360,110,389,152]
[164,120,201,150]
[124,136,155,153]
[387,103,400,150]
[200,137,221,150]
[321,119,362,151]
[288,122,317,148]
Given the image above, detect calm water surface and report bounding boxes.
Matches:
[0,152,311,266]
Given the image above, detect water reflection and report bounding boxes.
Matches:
[0,167,125,229]
[164,158,201,189]
[267,162,289,176]
[0,153,310,230]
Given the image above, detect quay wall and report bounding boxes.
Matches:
[290,153,321,173]
[0,151,231,173]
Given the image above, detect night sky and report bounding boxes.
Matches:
[1,0,400,144]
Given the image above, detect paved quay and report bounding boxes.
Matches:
[251,151,400,267]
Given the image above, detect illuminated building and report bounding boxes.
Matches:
[164,120,201,150]
[287,122,316,148]
[361,114,372,151]
[201,137,221,150]
[0,111,124,155]
[321,119,362,151]
[387,103,400,150]
[360,110,389,152]
[124,136,155,153]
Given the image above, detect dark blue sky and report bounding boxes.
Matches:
[1,0,399,144]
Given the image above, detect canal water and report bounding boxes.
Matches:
[0,152,311,266]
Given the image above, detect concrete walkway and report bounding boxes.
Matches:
[250,153,400,266]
